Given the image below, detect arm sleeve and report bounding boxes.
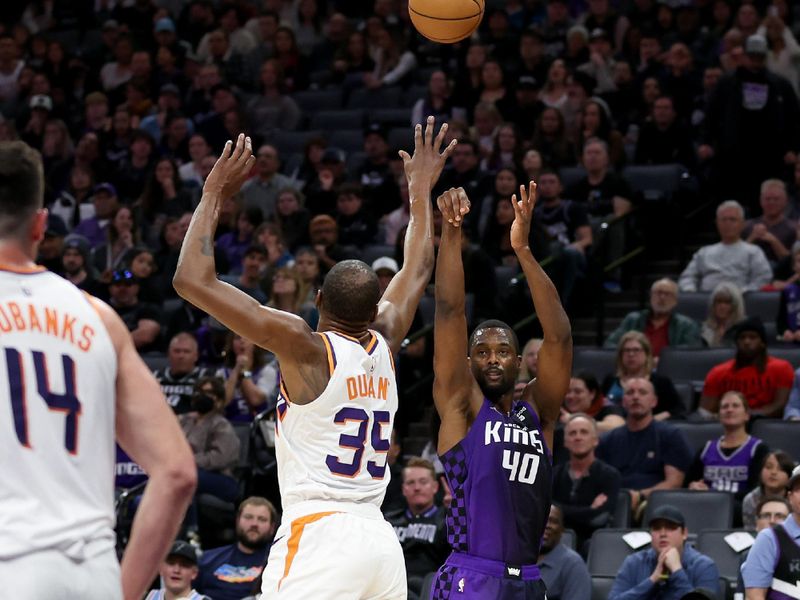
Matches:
[742,529,779,588]
[702,366,723,399]
[684,557,720,597]
[747,247,774,291]
[662,426,693,472]
[784,369,800,419]
[609,555,656,600]
[678,251,701,292]
[561,554,593,600]
[381,52,417,86]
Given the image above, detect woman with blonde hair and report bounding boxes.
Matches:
[267,266,319,328]
[602,331,686,419]
[701,281,746,347]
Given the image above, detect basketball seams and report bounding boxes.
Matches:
[409,6,481,20]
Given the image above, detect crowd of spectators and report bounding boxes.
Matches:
[9,0,800,597]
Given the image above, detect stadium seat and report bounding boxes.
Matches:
[561,528,577,550]
[369,107,413,128]
[622,164,687,202]
[656,348,734,387]
[388,127,416,153]
[744,291,781,322]
[558,166,587,190]
[292,89,343,112]
[347,86,403,109]
[768,346,800,366]
[142,352,168,373]
[309,109,365,131]
[587,529,647,576]
[673,381,697,412]
[328,129,365,153]
[670,421,724,456]
[572,347,617,380]
[362,244,396,265]
[403,85,429,106]
[612,489,632,528]
[591,576,616,600]
[345,151,367,177]
[751,420,800,461]
[494,265,519,291]
[644,490,734,532]
[695,529,752,582]
[273,130,325,155]
[675,291,710,323]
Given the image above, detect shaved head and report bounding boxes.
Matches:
[320,260,380,324]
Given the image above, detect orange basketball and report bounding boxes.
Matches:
[408,0,485,44]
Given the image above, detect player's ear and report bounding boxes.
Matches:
[31,208,48,244]
[315,289,322,310]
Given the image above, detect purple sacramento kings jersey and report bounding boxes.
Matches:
[700,436,761,496]
[440,398,552,565]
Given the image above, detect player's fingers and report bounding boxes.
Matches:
[413,123,422,153]
[457,188,470,216]
[511,193,523,217]
[441,138,458,160]
[232,133,245,160]
[528,181,537,209]
[424,115,434,149]
[398,150,410,162]
[433,122,448,152]
[221,139,233,161]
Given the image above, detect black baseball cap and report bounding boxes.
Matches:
[735,316,767,343]
[167,540,199,565]
[647,505,686,528]
[45,214,68,238]
[365,122,388,140]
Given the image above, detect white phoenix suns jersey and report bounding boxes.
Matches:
[275,330,397,508]
[0,266,117,560]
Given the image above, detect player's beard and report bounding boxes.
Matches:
[236,526,271,550]
[475,368,515,401]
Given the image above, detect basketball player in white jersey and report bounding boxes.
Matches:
[174,120,455,598]
[0,141,197,599]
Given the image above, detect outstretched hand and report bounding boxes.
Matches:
[204,133,256,200]
[399,116,457,191]
[437,187,471,227]
[510,180,537,252]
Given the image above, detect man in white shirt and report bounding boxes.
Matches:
[678,200,772,292]
[145,541,210,600]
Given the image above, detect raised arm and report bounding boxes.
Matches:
[433,188,483,454]
[514,182,573,428]
[172,134,319,362]
[374,116,456,353]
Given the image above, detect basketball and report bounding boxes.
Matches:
[408,0,485,44]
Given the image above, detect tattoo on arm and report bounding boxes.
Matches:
[200,235,214,257]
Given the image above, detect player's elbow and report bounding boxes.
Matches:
[154,452,198,500]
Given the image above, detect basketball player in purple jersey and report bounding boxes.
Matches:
[430,183,572,599]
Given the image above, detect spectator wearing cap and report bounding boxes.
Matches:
[108,268,163,352]
[139,84,190,143]
[220,245,269,304]
[609,505,720,600]
[308,214,361,274]
[742,466,800,599]
[678,200,772,293]
[358,123,401,215]
[335,183,378,248]
[509,74,546,140]
[21,94,52,149]
[35,213,68,274]
[304,147,348,216]
[61,234,105,297]
[113,130,157,203]
[699,34,800,206]
[240,144,297,220]
[577,28,617,94]
[634,95,696,167]
[73,183,119,249]
[700,317,795,418]
[144,540,210,600]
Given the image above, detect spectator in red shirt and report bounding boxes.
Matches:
[700,317,795,417]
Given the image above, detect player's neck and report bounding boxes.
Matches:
[317,315,372,345]
[490,393,515,415]
[0,241,38,269]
